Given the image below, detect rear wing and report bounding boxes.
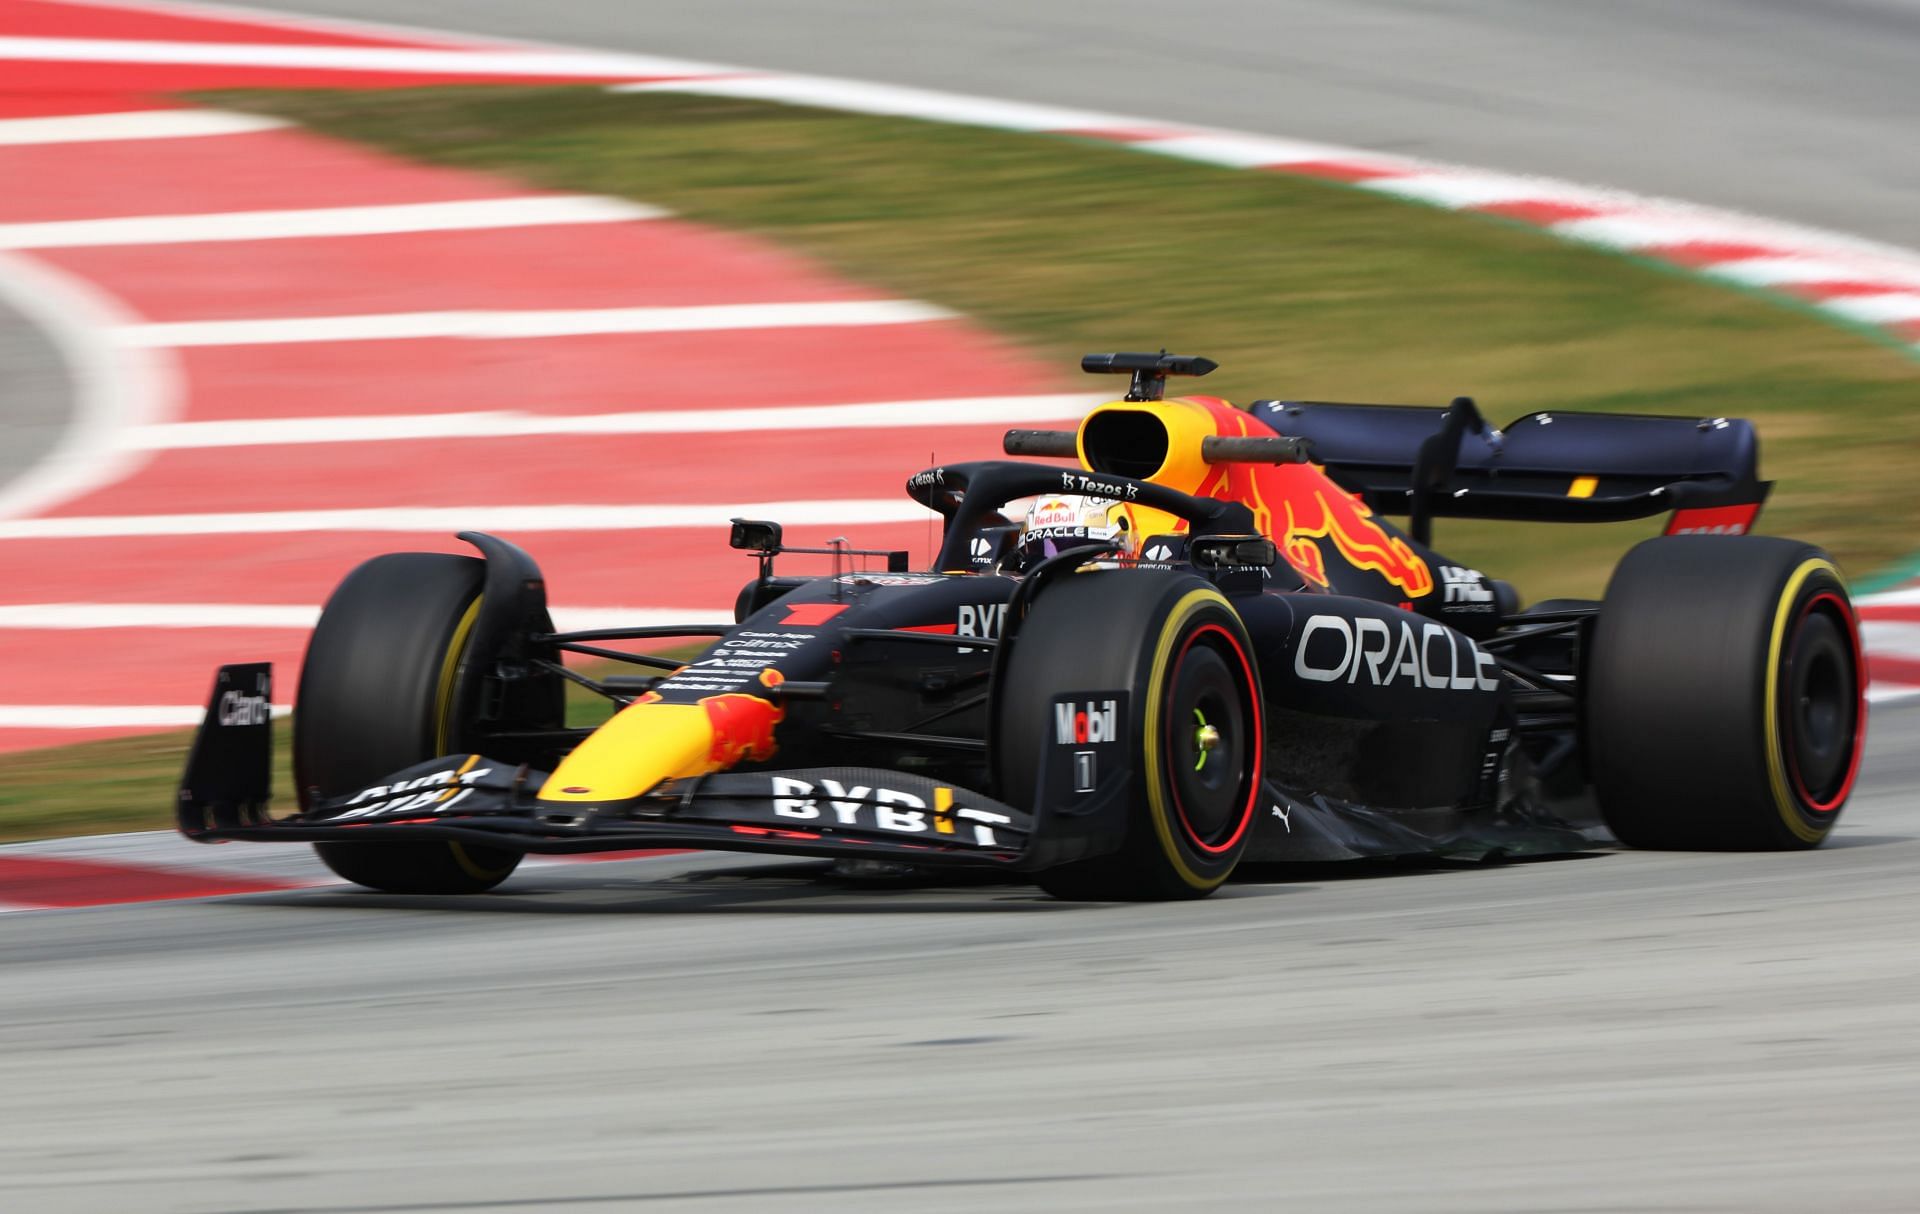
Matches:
[1250,396,1770,543]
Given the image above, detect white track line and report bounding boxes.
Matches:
[616,74,1149,134]
[1862,586,1920,608]
[124,393,1093,449]
[0,499,927,539]
[0,108,286,145]
[0,604,728,631]
[0,196,667,250]
[0,251,180,522]
[0,704,290,728]
[114,299,955,348]
[0,603,318,629]
[0,36,738,79]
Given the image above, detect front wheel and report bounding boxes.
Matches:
[1586,535,1866,850]
[295,552,526,894]
[997,571,1264,900]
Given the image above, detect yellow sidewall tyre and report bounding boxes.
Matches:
[1588,536,1866,850]
[997,570,1264,901]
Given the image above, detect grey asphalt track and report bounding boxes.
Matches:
[3,705,1917,1213]
[5,4,1918,1210]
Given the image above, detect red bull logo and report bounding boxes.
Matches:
[700,692,785,767]
[1182,398,1434,600]
[1264,474,1434,599]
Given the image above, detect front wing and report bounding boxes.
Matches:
[182,739,1040,868]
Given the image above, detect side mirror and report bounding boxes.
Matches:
[729,518,784,553]
[1189,534,1277,569]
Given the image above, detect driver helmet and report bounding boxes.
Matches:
[1014,493,1129,567]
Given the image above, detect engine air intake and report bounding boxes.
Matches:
[1081,408,1170,479]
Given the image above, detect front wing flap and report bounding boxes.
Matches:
[190,752,1039,868]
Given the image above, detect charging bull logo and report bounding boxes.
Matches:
[1166,397,1434,602]
[701,693,784,766]
[1271,482,1434,600]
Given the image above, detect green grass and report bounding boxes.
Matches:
[6,85,1915,843]
[0,729,298,844]
[0,667,629,844]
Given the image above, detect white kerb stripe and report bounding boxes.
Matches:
[1815,293,1920,324]
[614,74,1152,134]
[124,393,1093,449]
[0,705,292,729]
[0,197,667,250]
[1706,256,1920,292]
[0,604,729,631]
[1361,172,1630,211]
[1861,620,1920,652]
[1867,685,1920,704]
[0,38,740,79]
[115,300,954,348]
[0,109,287,146]
[1135,132,1419,171]
[1548,211,1799,252]
[0,500,929,539]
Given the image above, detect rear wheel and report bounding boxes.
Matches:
[997,571,1264,900]
[295,553,525,893]
[1587,535,1865,850]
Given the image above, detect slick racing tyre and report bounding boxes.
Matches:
[1587,535,1866,850]
[999,571,1263,900]
[295,553,524,894]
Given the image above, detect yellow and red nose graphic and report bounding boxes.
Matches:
[537,689,786,804]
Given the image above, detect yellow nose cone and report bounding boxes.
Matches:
[537,694,783,803]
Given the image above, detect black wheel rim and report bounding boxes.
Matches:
[1165,639,1249,848]
[1782,598,1859,810]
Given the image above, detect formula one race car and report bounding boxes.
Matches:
[178,352,1868,900]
